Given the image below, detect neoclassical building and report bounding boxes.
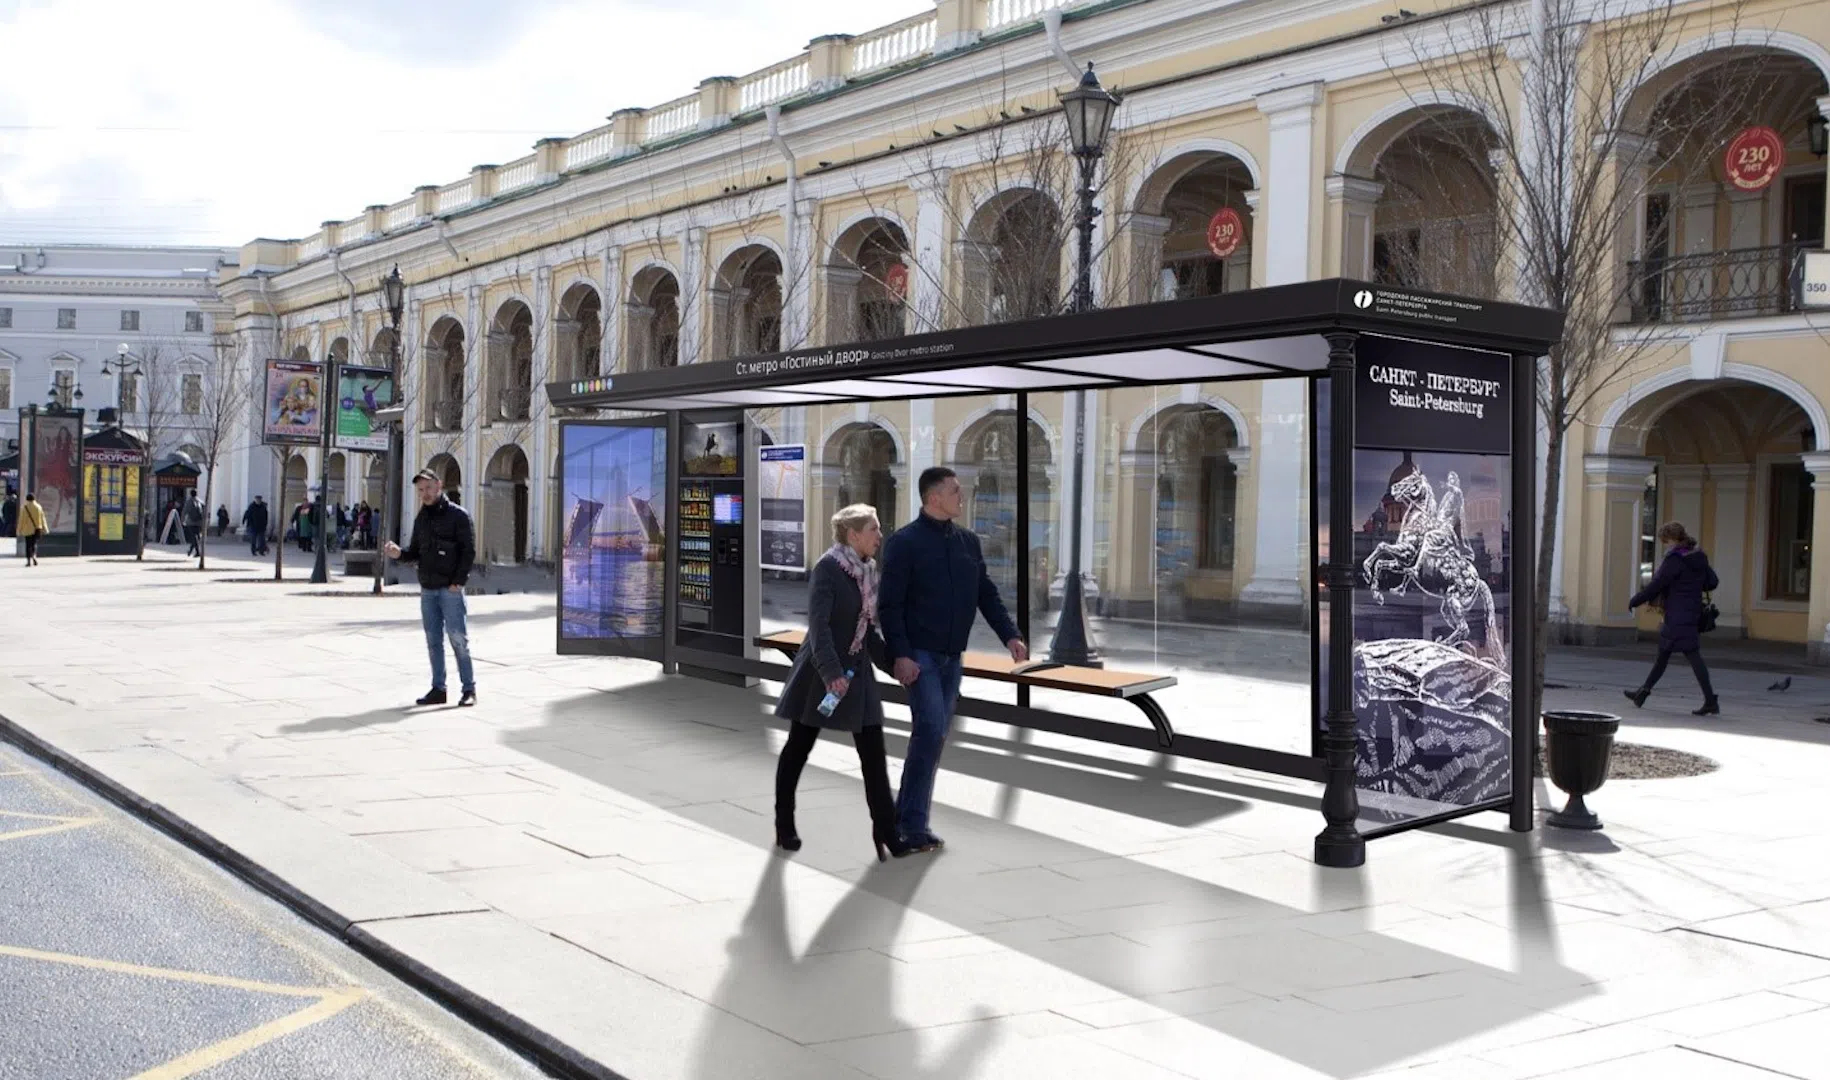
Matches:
[212,0,1830,657]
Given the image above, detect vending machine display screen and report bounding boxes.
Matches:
[713,494,742,526]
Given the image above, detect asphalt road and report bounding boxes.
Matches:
[0,743,550,1080]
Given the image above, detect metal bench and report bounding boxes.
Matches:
[756,629,1178,747]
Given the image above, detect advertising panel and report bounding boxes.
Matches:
[333,365,395,452]
[31,413,81,535]
[1352,335,1514,827]
[759,444,806,573]
[262,360,324,446]
[558,422,668,656]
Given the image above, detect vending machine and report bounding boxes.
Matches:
[676,411,745,653]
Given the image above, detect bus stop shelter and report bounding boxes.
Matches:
[546,278,1561,866]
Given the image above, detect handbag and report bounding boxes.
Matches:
[1699,592,1719,634]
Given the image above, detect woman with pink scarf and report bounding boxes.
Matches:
[773,503,917,861]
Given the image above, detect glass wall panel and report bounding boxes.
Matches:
[1027,381,1314,753]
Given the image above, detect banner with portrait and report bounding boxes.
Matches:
[30,413,82,536]
[263,360,324,446]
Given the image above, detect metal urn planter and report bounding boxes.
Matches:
[1541,710,1621,830]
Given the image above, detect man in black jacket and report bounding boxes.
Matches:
[878,466,1026,852]
[241,496,269,556]
[384,469,477,707]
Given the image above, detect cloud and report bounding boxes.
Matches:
[0,0,929,247]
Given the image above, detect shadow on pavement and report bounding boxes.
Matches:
[686,856,998,1080]
[501,680,1589,1078]
[278,706,421,736]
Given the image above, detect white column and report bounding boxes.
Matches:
[1663,464,1704,543]
[680,227,707,364]
[530,265,553,561]
[911,170,952,332]
[1325,175,1383,279]
[462,285,483,508]
[785,198,816,349]
[1240,86,1325,605]
[1254,83,1323,287]
[908,398,936,525]
[1801,452,1830,662]
[601,245,624,375]
[1711,465,1752,631]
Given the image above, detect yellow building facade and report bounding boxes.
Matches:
[215,0,1830,659]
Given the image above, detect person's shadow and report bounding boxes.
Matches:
[689,855,998,1080]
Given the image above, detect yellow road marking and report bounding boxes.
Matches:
[130,988,368,1080]
[0,943,334,998]
[0,817,98,842]
[0,807,89,821]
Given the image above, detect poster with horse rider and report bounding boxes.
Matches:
[1350,334,1514,828]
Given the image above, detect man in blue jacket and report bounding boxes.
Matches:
[878,466,1027,852]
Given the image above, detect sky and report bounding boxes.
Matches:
[0,0,929,248]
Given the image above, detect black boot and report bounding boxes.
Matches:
[774,810,801,852]
[1623,687,1650,709]
[1692,697,1720,716]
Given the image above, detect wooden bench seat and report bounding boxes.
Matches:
[756,629,1178,747]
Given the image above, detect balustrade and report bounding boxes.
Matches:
[851,13,938,75]
[1624,244,1807,324]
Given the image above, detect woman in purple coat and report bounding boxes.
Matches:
[1625,521,1720,715]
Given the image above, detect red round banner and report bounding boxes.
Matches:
[1724,126,1784,192]
[1206,207,1245,259]
[884,262,909,298]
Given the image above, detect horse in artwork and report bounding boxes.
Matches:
[1362,468,1498,652]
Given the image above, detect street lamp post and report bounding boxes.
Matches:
[1048,62,1119,669]
[374,266,405,596]
[102,343,148,560]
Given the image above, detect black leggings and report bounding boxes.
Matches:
[22,534,37,561]
[1645,645,1715,698]
[774,721,897,837]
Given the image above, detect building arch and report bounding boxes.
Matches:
[1597,362,1830,455]
[555,281,604,385]
[422,316,466,432]
[424,452,462,500]
[1618,29,1830,129]
[828,216,912,344]
[710,243,785,359]
[822,420,902,526]
[482,442,531,564]
[1333,90,1505,177]
[626,264,682,370]
[961,186,1064,325]
[1136,139,1263,207]
[1123,394,1253,454]
[943,402,1061,461]
[280,453,310,517]
[488,298,535,424]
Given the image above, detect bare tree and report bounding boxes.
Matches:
[1384,0,1765,716]
[193,329,255,570]
[117,340,183,559]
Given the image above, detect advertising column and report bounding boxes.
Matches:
[1351,335,1514,829]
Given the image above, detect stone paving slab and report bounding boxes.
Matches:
[3,550,1830,1078]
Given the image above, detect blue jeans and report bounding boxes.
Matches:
[420,588,475,693]
[895,649,964,840]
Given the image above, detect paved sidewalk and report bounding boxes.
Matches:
[3,551,1829,1079]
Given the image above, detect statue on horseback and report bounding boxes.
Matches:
[1362,466,1498,654]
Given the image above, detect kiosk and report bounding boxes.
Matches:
[80,426,149,556]
[547,279,1561,865]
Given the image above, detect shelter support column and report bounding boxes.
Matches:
[1574,454,1654,644]
[1314,331,1362,868]
[1710,465,1751,634]
[1801,452,1830,663]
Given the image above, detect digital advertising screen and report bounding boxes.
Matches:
[559,421,668,655]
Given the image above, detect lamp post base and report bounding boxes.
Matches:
[1047,571,1102,668]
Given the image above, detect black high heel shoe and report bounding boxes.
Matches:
[1693,696,1720,716]
[874,831,922,862]
[775,813,801,852]
[1623,687,1649,709]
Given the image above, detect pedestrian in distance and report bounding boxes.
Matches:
[1626,521,1721,716]
[182,491,205,557]
[1,490,17,539]
[772,504,920,862]
[18,492,47,565]
[384,469,477,708]
[241,496,269,556]
[877,466,1028,854]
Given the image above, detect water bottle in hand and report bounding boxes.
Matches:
[818,669,855,717]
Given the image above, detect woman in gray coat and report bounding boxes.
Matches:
[774,504,916,861]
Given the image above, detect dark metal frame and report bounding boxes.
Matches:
[548,278,1561,862]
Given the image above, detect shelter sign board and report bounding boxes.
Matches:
[758,444,806,573]
[1352,335,1514,829]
